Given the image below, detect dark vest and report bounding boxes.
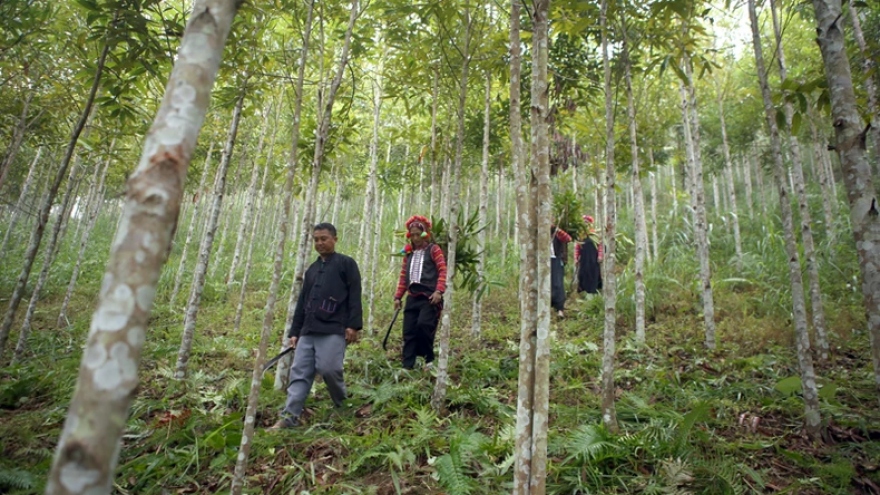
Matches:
[404,244,439,295]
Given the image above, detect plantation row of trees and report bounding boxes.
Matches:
[0,0,878,492]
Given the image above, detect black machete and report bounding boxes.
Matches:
[381,308,401,351]
[262,346,295,375]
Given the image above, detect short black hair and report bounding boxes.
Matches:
[313,222,337,237]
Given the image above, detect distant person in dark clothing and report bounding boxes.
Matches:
[272,223,362,429]
[394,215,447,370]
[551,225,573,318]
[576,215,603,294]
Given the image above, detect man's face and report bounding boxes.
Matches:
[313,229,337,256]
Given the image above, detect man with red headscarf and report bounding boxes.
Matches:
[393,215,447,370]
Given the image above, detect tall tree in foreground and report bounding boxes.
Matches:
[599,0,619,433]
[748,0,821,438]
[44,1,240,492]
[810,0,880,390]
[513,0,551,491]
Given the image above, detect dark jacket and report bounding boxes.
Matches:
[288,252,363,338]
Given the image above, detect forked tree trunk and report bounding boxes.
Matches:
[811,0,880,390]
[623,35,647,344]
[57,145,114,327]
[471,73,491,338]
[232,1,356,491]
[175,89,246,379]
[599,0,619,433]
[0,147,42,261]
[748,0,822,437]
[169,142,213,304]
[227,105,271,291]
[718,96,743,266]
[0,42,108,356]
[769,0,829,360]
[432,9,471,415]
[45,2,239,491]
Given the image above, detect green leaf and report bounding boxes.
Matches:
[774,376,802,396]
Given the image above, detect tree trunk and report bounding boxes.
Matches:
[44,2,239,491]
[680,57,716,349]
[811,0,880,390]
[650,167,659,262]
[769,0,829,360]
[599,0,619,433]
[749,0,822,437]
[0,41,108,356]
[623,34,647,344]
[175,88,246,379]
[718,96,743,267]
[429,67,440,219]
[227,105,271,291]
[0,93,32,195]
[209,151,244,280]
[0,147,42,262]
[471,73,491,338]
[57,143,114,327]
[362,53,383,333]
[742,155,753,215]
[169,142,213,305]
[232,1,357,491]
[848,0,880,177]
[809,112,836,232]
[432,9,471,415]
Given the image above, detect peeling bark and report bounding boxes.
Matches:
[45,1,239,492]
[811,0,880,391]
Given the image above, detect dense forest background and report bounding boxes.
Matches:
[1,0,880,493]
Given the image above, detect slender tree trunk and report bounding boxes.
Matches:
[0,41,108,356]
[175,88,246,378]
[45,2,239,491]
[809,113,836,232]
[599,0,619,433]
[680,57,716,349]
[232,2,357,491]
[749,0,822,437]
[769,0,829,360]
[432,9,471,415]
[429,67,440,219]
[511,0,539,488]
[170,142,213,304]
[811,0,880,390]
[472,73,491,338]
[0,147,42,261]
[362,54,383,333]
[264,0,313,391]
[623,35,647,344]
[57,143,114,327]
[718,97,743,266]
[0,93,32,194]
[848,0,880,176]
[209,152,243,279]
[742,155,753,214]
[650,165,659,262]
[227,105,271,290]
[233,122,273,333]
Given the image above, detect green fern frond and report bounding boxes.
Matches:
[561,424,621,463]
[0,467,35,491]
[433,452,476,495]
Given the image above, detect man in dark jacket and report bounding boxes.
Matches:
[272,223,362,429]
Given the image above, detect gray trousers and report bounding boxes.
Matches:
[282,333,347,419]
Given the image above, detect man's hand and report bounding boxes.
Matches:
[393,298,402,311]
[345,328,359,344]
[429,291,442,305]
[287,336,298,349]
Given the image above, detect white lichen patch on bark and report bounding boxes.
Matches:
[59,463,100,493]
[93,284,134,332]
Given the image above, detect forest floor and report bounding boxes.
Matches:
[2,284,880,495]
